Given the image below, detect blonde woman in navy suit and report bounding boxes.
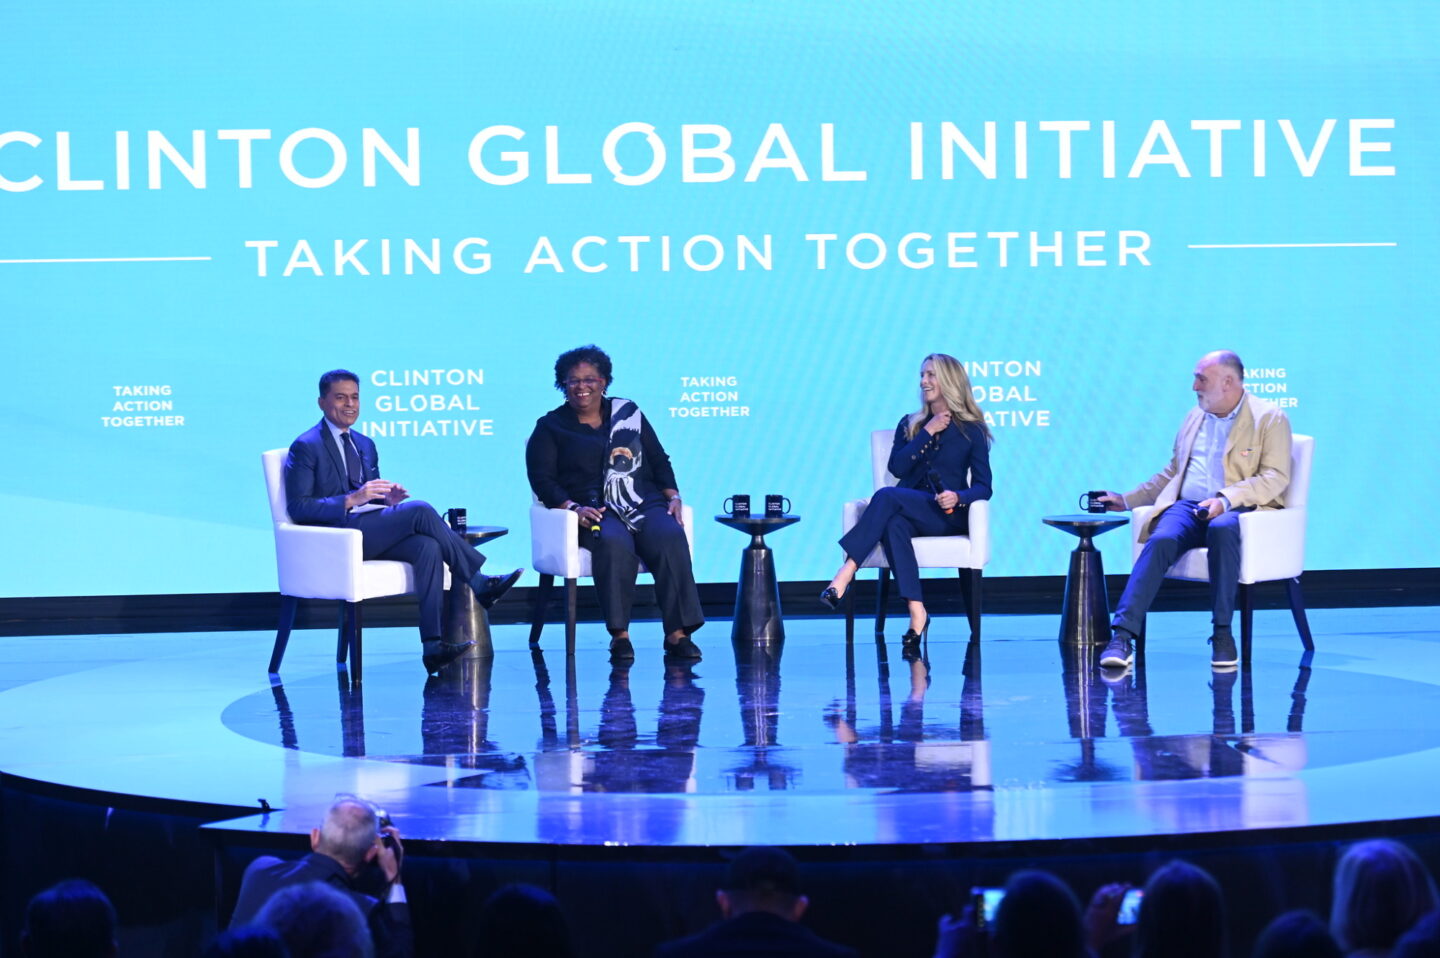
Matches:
[820,354,993,648]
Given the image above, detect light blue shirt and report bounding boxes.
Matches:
[1180,400,1242,506]
[323,418,354,472]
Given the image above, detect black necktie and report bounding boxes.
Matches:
[341,432,363,490]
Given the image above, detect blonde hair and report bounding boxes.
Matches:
[906,353,993,442]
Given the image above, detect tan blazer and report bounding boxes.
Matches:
[1123,393,1292,542]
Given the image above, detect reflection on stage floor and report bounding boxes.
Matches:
[2,607,1438,848]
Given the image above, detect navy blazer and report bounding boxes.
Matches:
[887,414,992,507]
[283,418,381,526]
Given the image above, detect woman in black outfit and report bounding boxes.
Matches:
[526,345,703,662]
[820,353,993,649]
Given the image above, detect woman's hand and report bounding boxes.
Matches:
[924,409,953,435]
[666,496,685,527]
[935,490,960,512]
[574,504,606,527]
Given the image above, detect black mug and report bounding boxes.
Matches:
[445,507,467,530]
[765,495,791,517]
[724,494,750,518]
[1078,491,1108,514]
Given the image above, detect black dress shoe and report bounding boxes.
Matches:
[608,637,635,663]
[819,587,843,611]
[663,636,703,662]
[422,639,473,675]
[474,568,523,609]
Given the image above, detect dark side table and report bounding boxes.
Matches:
[1042,514,1129,647]
[445,525,508,657]
[714,515,801,653]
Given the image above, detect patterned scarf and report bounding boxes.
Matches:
[603,397,647,531]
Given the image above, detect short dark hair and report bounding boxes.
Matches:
[476,883,576,958]
[553,345,613,392]
[319,369,360,397]
[1135,860,1227,958]
[1253,909,1343,958]
[991,870,1086,958]
[721,846,803,912]
[22,879,117,958]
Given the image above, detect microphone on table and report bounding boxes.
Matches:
[927,470,953,515]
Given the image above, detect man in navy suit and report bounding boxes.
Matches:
[284,369,521,674]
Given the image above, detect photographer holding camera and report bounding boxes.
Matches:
[229,795,412,958]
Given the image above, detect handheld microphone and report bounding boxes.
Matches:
[927,470,953,515]
[587,496,603,538]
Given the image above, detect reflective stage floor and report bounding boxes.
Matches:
[1,606,1438,851]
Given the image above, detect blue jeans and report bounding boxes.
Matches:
[1112,499,1251,638]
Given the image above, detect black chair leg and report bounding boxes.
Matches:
[529,574,555,648]
[564,578,578,657]
[269,595,299,674]
[844,585,856,643]
[958,568,983,641]
[337,603,353,664]
[874,568,891,635]
[1136,613,1147,656]
[1286,576,1315,651]
[350,602,364,685]
[1239,583,1254,666]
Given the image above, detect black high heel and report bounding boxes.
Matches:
[901,617,931,646]
[819,587,844,611]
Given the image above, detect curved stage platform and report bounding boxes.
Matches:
[3,607,1439,847]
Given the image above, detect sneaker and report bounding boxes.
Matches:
[1209,629,1239,669]
[1099,632,1134,669]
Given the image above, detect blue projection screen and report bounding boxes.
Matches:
[3,2,1437,597]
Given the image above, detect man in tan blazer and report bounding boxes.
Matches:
[1097,351,1292,670]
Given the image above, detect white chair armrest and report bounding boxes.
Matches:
[1130,505,1155,559]
[842,497,870,535]
[1237,507,1307,583]
[274,522,364,599]
[966,499,991,569]
[531,503,582,578]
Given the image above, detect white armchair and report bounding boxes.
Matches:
[528,499,695,656]
[1130,433,1314,663]
[262,448,422,683]
[841,429,991,640]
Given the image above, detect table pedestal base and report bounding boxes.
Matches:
[732,540,784,653]
[445,583,494,657]
[1060,536,1110,647]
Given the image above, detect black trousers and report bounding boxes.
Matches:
[347,500,486,640]
[583,506,703,636]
